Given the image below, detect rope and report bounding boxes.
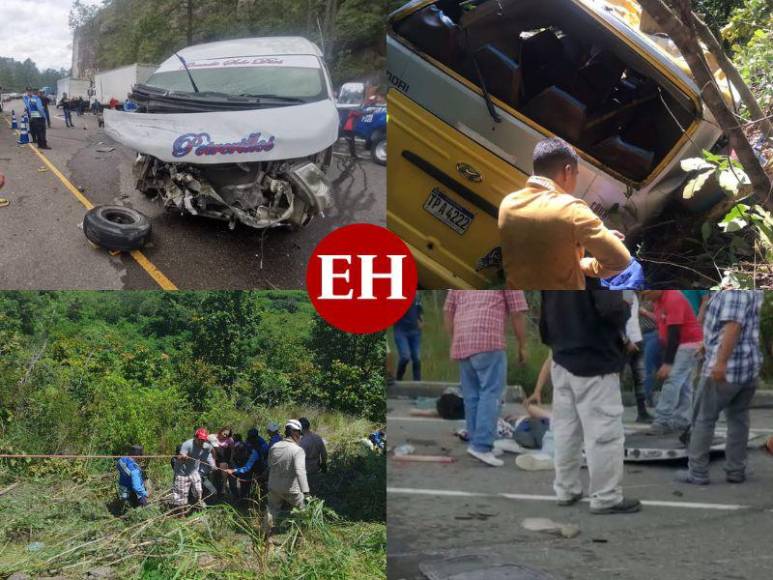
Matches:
[0,453,255,482]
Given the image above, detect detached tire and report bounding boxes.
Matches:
[83,205,151,252]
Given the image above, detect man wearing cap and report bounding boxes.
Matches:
[171,428,216,508]
[116,444,149,508]
[226,428,269,499]
[263,419,310,533]
[267,423,282,448]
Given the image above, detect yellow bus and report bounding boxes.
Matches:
[386,0,733,288]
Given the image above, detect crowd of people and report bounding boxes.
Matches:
[442,289,764,515]
[116,417,328,534]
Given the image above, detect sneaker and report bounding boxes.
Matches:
[491,447,504,457]
[494,438,526,454]
[674,470,709,485]
[557,492,583,506]
[515,453,553,471]
[590,497,641,515]
[726,473,746,484]
[467,447,504,467]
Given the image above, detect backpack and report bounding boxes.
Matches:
[436,392,465,420]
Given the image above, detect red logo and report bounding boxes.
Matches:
[306,224,418,334]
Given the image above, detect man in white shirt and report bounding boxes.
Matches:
[263,419,310,534]
[623,291,654,423]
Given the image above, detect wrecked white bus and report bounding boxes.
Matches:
[104,37,338,232]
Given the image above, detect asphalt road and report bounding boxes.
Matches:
[388,397,773,580]
[0,99,385,289]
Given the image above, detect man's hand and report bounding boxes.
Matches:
[225,469,235,476]
[710,361,728,383]
[138,496,148,507]
[656,364,672,380]
[518,344,527,366]
[525,391,541,406]
[626,341,639,353]
[609,230,626,241]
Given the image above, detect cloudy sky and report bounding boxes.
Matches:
[0,0,102,71]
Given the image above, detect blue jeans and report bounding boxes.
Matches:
[394,328,421,380]
[653,346,698,430]
[642,330,661,400]
[459,350,506,453]
[63,109,73,127]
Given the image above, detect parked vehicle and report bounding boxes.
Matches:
[104,37,339,232]
[336,82,387,165]
[386,0,737,288]
[95,64,157,108]
[56,78,91,103]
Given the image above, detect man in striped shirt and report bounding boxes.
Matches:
[444,291,528,467]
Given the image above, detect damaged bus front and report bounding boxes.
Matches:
[104,37,338,231]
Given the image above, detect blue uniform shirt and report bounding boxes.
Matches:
[116,457,148,498]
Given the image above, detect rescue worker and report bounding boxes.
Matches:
[262,420,310,534]
[171,428,216,509]
[299,417,328,491]
[23,87,49,149]
[116,444,148,508]
[35,90,51,129]
[498,138,630,289]
[226,428,268,500]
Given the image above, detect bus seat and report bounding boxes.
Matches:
[572,51,625,109]
[474,44,522,108]
[591,136,654,182]
[395,6,461,67]
[520,29,575,100]
[523,86,587,143]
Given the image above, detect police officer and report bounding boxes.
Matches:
[23,87,49,149]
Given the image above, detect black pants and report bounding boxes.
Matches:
[29,118,47,147]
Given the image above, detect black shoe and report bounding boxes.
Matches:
[636,412,654,424]
[557,492,583,506]
[726,473,746,484]
[38,145,51,150]
[590,497,641,515]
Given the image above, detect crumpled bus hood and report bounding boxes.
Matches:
[104,99,338,164]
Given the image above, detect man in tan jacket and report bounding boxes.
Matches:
[262,419,310,533]
[498,138,631,289]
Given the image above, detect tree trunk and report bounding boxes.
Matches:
[638,0,771,205]
[691,11,772,139]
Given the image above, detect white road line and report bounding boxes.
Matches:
[387,415,773,434]
[387,487,749,511]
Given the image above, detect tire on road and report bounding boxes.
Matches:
[370,131,387,166]
[83,205,151,252]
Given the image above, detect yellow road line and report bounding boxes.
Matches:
[3,115,178,290]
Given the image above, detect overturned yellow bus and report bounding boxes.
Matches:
[386,0,734,288]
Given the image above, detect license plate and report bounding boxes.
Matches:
[423,188,474,235]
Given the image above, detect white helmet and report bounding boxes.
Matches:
[285,419,302,432]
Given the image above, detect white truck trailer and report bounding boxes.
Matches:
[94,63,157,106]
[56,78,91,102]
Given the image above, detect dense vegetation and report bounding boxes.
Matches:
[0,58,68,93]
[70,0,405,86]
[0,290,386,578]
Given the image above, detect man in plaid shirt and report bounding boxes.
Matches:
[677,290,763,485]
[444,291,528,467]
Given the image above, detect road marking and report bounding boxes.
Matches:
[387,487,749,511]
[3,116,178,290]
[387,415,773,434]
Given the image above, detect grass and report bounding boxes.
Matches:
[389,291,551,395]
[0,412,385,579]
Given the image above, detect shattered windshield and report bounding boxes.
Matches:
[145,66,327,101]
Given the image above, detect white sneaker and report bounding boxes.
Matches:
[491,447,504,457]
[494,438,526,454]
[467,447,504,467]
[515,453,554,471]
